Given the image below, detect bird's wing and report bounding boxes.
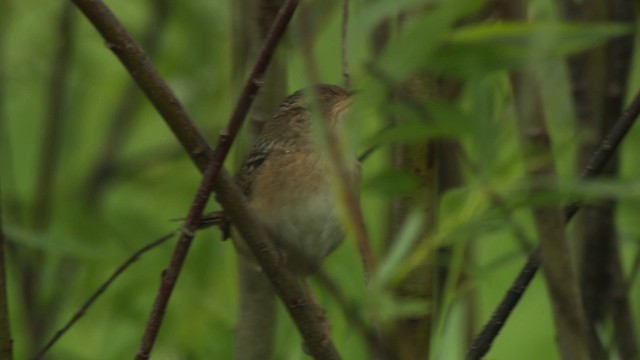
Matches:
[234,149,269,198]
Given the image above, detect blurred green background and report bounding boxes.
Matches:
[1,0,639,359]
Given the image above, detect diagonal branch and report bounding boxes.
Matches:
[34,232,175,359]
[510,68,594,359]
[467,80,640,360]
[69,0,341,359]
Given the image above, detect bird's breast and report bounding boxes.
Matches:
[249,152,346,273]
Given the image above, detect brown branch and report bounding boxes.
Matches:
[135,179,215,360]
[69,0,212,171]
[467,26,640,360]
[231,1,287,358]
[504,0,594,345]
[600,2,638,358]
[314,271,392,360]
[511,71,593,360]
[341,0,350,89]
[558,2,636,355]
[33,232,175,359]
[68,0,342,358]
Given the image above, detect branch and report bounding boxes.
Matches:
[341,0,350,89]
[69,0,342,359]
[466,52,640,360]
[0,2,12,357]
[298,8,375,278]
[0,180,14,360]
[84,0,171,208]
[21,4,76,351]
[510,68,593,359]
[314,271,391,359]
[33,232,175,359]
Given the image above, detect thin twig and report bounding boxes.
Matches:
[298,7,375,279]
[341,0,350,89]
[467,87,640,360]
[33,232,175,359]
[72,0,342,358]
[135,156,230,359]
[136,0,320,357]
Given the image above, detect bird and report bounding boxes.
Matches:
[203,84,358,275]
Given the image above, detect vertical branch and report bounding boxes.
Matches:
[510,70,595,360]
[468,81,640,360]
[32,3,75,231]
[84,0,170,208]
[21,3,76,352]
[234,260,277,360]
[389,139,438,360]
[0,2,12,357]
[68,0,343,357]
[341,0,350,89]
[559,0,638,357]
[231,0,286,359]
[0,205,12,360]
[132,0,308,356]
[601,1,638,357]
[503,4,594,359]
[383,13,445,359]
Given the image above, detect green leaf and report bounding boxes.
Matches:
[4,226,113,258]
[363,169,420,196]
[354,0,439,37]
[377,0,484,81]
[367,101,472,145]
[430,22,631,76]
[374,209,425,288]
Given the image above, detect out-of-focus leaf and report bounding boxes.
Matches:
[377,0,484,81]
[363,169,420,196]
[367,122,450,145]
[374,209,425,288]
[367,289,430,322]
[5,226,113,258]
[353,0,437,36]
[429,22,631,76]
[368,101,472,145]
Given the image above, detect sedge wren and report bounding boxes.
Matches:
[217,84,357,275]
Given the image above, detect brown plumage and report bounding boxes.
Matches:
[210,84,357,275]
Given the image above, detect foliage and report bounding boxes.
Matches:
[0,0,638,359]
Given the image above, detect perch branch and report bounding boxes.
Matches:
[467,83,640,360]
[69,0,341,359]
[34,232,175,359]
